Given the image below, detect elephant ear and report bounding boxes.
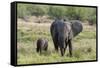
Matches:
[70,20,83,37]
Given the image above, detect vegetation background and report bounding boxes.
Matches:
[17,3,97,65]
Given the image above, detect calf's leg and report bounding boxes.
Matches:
[36,46,39,53]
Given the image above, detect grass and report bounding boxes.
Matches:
[17,18,96,65]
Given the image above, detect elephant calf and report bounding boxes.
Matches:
[36,38,48,54]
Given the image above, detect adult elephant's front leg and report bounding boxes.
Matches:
[68,40,72,57]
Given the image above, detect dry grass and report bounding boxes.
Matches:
[17,18,97,65]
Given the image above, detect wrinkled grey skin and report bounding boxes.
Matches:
[50,19,73,56]
[50,19,83,56]
[70,20,83,37]
[36,38,48,54]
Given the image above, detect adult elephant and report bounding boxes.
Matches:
[50,18,73,56]
[50,19,83,56]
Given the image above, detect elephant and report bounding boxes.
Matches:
[50,18,73,56]
[50,18,83,56]
[36,38,48,54]
[70,20,83,37]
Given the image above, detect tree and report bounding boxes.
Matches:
[17,4,30,18]
[48,6,66,19]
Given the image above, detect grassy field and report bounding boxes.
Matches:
[17,18,96,65]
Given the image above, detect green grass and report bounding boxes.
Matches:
[17,21,96,65]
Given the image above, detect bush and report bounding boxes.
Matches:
[48,6,66,18]
[17,4,30,18]
[17,3,96,24]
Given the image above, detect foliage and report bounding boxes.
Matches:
[17,3,96,24]
[48,6,66,18]
[17,4,30,18]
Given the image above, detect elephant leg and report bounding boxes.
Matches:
[44,44,48,51]
[36,46,39,53]
[68,40,72,57]
[64,40,68,54]
[60,47,64,56]
[40,47,42,55]
[59,39,65,56]
[53,38,59,52]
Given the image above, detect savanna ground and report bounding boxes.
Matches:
[17,16,96,65]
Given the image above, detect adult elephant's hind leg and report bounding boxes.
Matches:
[68,40,72,57]
[59,40,65,56]
[64,40,68,54]
[60,47,64,56]
[53,37,59,52]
